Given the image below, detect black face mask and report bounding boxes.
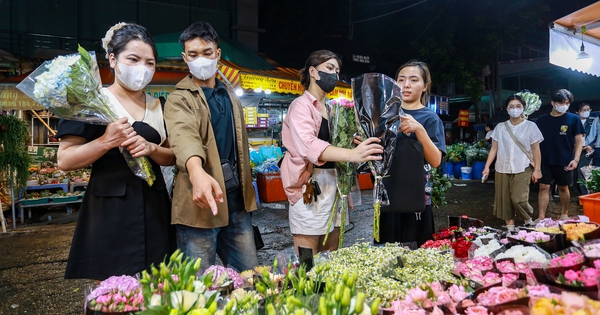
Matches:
[315,70,338,93]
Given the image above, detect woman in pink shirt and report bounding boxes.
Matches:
[280,50,383,254]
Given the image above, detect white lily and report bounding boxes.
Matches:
[170,290,206,312]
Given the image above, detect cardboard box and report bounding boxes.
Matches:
[257,172,287,203]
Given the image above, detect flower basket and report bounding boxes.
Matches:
[545,246,586,276]
[19,198,49,205]
[561,222,600,242]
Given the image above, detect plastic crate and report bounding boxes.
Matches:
[256,172,287,203]
[579,192,600,224]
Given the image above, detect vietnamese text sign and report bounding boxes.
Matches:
[458,109,469,127]
[0,85,44,110]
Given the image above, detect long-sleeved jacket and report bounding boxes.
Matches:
[164,76,257,228]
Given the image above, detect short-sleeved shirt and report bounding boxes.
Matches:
[535,112,584,166]
[491,120,543,174]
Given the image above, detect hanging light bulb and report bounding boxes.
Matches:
[575,26,593,70]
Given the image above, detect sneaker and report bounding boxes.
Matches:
[533,218,541,225]
[559,214,570,220]
[523,219,535,227]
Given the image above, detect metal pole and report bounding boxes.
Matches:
[10,177,16,230]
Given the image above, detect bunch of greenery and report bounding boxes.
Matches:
[579,168,600,193]
[430,167,452,207]
[0,114,32,190]
[465,140,490,166]
[446,142,468,163]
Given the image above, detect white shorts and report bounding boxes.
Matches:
[288,168,348,235]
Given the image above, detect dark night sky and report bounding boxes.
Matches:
[258,0,599,79]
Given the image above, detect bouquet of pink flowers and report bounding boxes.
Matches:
[323,97,360,248]
[511,230,551,243]
[86,275,144,313]
[202,265,245,290]
[549,251,585,268]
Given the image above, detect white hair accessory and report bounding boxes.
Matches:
[101,22,128,59]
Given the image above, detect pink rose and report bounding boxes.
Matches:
[563,269,579,282]
[430,306,444,315]
[583,267,598,278]
[594,259,600,269]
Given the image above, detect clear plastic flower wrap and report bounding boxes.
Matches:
[16,45,156,186]
[351,73,403,241]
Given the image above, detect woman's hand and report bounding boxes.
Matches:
[482,166,489,179]
[121,134,156,158]
[99,117,136,149]
[399,113,424,134]
[532,169,542,183]
[350,137,383,163]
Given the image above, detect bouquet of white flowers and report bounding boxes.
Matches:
[17,45,156,186]
[515,89,541,120]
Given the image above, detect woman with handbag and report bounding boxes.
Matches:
[280,50,383,254]
[482,94,543,232]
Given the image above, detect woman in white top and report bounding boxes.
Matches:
[482,95,543,231]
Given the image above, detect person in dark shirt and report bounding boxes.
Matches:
[535,89,584,222]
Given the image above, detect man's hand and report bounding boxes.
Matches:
[187,158,224,215]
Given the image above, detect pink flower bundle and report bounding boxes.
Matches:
[330,98,355,108]
[203,265,245,290]
[469,272,519,287]
[549,251,585,268]
[583,242,600,258]
[454,256,494,278]
[495,260,529,273]
[86,275,144,313]
[511,230,551,243]
[386,281,470,315]
[475,286,526,306]
[553,261,600,287]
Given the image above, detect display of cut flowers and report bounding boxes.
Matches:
[454,256,495,278]
[493,245,550,266]
[323,97,360,248]
[16,45,156,186]
[582,239,600,259]
[561,222,600,241]
[308,242,455,307]
[446,142,467,163]
[433,226,463,240]
[384,281,471,315]
[86,275,144,313]
[420,239,452,251]
[203,265,245,291]
[509,230,552,243]
[549,262,600,287]
[473,239,503,258]
[548,248,585,268]
[531,291,600,315]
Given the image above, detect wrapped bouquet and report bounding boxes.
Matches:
[323,97,360,248]
[16,45,156,186]
[352,73,403,241]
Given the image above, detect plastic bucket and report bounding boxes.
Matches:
[472,161,485,179]
[453,161,467,178]
[442,162,453,178]
[461,166,473,180]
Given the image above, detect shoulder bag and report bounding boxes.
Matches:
[504,121,535,168]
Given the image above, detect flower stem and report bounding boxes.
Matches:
[322,193,339,246]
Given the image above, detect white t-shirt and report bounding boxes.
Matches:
[491,120,544,174]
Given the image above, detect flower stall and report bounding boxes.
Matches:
[77,214,600,315]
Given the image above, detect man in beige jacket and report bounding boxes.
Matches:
[164,21,258,273]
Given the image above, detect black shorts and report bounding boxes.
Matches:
[539,164,573,186]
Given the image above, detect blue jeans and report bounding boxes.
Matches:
[176,210,258,274]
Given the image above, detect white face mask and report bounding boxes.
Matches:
[554,104,569,114]
[116,62,154,91]
[580,111,590,119]
[508,108,523,118]
[186,56,218,80]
